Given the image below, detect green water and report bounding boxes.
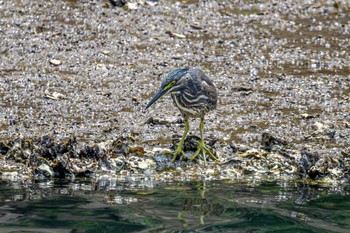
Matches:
[0,179,349,233]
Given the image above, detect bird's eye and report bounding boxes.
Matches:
[170,81,176,86]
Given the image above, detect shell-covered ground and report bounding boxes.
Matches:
[0,0,349,185]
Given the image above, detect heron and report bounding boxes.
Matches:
[146,68,218,163]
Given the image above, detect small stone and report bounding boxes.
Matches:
[301,113,312,119]
[313,121,325,131]
[166,30,186,39]
[345,122,350,128]
[101,50,110,55]
[96,63,107,70]
[125,2,138,10]
[44,89,66,100]
[146,1,158,7]
[49,59,61,66]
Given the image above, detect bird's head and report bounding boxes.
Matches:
[145,68,189,109]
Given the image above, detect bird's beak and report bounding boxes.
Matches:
[145,88,167,109]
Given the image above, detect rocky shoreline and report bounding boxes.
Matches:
[1,133,348,185]
[1,0,349,186]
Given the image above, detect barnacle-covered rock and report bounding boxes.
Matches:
[127,156,156,171]
[0,142,10,155]
[0,134,349,183]
[261,132,290,152]
[35,163,54,180]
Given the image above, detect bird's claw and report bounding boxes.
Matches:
[191,141,218,164]
[171,148,186,162]
[165,142,218,164]
[163,147,186,162]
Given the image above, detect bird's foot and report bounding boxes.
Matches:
[163,144,186,162]
[191,141,218,164]
[171,146,186,162]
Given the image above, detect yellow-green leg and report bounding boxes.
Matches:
[170,118,190,162]
[191,118,218,164]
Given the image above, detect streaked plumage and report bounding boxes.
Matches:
[146,68,218,163]
[170,68,217,118]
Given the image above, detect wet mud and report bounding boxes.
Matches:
[0,0,349,184]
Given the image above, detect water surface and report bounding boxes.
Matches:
[0,179,349,232]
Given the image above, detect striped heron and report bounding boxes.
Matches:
[146,68,218,163]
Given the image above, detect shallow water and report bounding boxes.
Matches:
[0,179,349,233]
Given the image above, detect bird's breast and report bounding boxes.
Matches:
[171,93,203,118]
